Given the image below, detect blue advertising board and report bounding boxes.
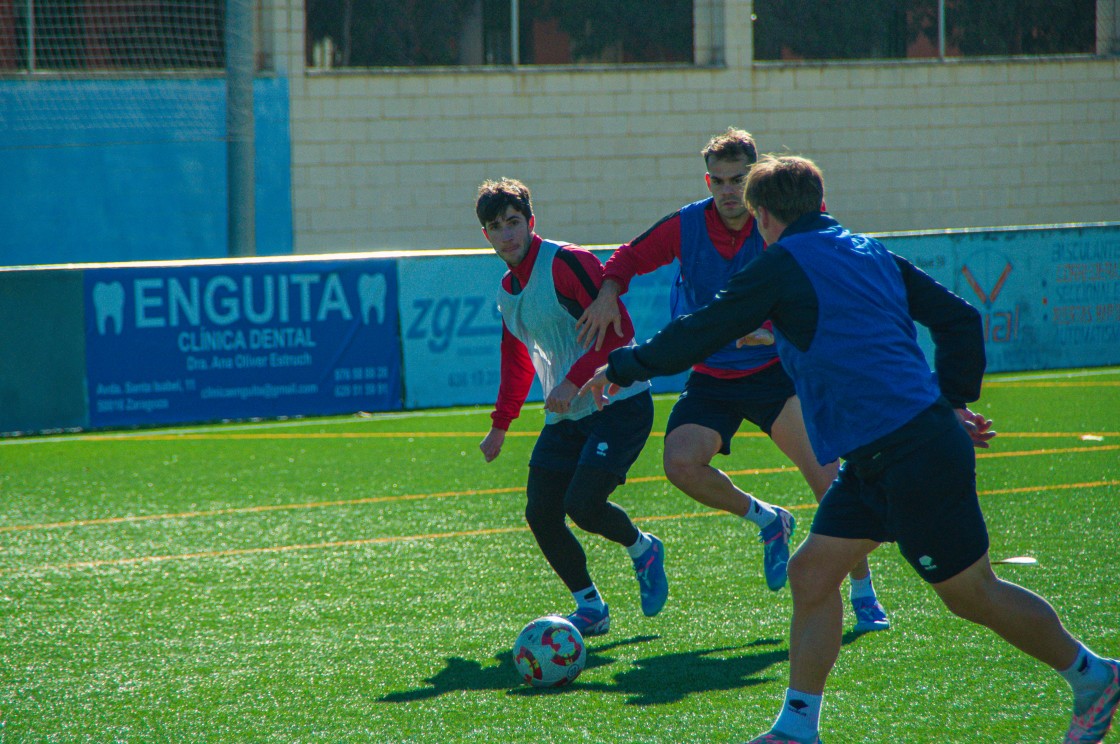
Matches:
[887,223,1120,373]
[83,257,400,427]
[398,250,690,412]
[398,253,514,410]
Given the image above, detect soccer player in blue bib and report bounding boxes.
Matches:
[476,178,668,637]
[577,129,888,632]
[582,156,1118,743]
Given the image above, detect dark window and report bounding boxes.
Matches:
[305,0,694,68]
[753,0,1096,61]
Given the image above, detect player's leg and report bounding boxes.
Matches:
[897,442,1080,664]
[891,405,1118,743]
[526,421,611,634]
[770,394,888,632]
[663,422,748,514]
[933,554,1078,667]
[788,532,877,692]
[768,395,838,499]
[930,548,1119,741]
[748,442,889,744]
[754,531,876,744]
[569,391,668,618]
[524,464,611,633]
[524,465,587,588]
[662,373,795,590]
[662,372,760,516]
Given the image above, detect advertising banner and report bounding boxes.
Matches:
[398,250,690,411]
[887,224,1120,373]
[398,253,515,409]
[84,257,400,428]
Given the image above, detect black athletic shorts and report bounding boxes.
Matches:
[810,401,990,584]
[529,390,654,482]
[665,364,796,454]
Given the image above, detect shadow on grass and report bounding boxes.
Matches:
[377,634,659,703]
[379,631,866,705]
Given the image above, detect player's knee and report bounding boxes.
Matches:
[564,497,599,532]
[787,549,836,601]
[787,549,813,593]
[937,585,993,624]
[524,500,559,532]
[932,562,1002,624]
[662,447,705,489]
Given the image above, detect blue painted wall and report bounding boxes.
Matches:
[0,77,292,265]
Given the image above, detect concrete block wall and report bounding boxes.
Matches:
[264,0,1120,255]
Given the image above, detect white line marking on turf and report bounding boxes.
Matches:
[992,367,1119,382]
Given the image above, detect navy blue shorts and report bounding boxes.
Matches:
[665,364,796,455]
[810,402,990,584]
[529,391,654,482]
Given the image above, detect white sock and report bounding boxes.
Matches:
[626,531,652,559]
[849,574,875,602]
[772,687,822,741]
[572,585,606,613]
[742,496,778,528]
[1061,644,1112,710]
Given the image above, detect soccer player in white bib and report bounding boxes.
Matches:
[476,178,668,637]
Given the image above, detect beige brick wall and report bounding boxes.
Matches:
[269,0,1120,254]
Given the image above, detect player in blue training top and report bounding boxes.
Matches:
[475,177,668,638]
[582,156,1119,744]
[577,128,889,632]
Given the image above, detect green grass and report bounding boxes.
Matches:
[2,367,1119,743]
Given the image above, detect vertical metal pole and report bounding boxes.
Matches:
[510,0,519,66]
[226,0,256,257]
[26,0,35,72]
[938,0,946,59]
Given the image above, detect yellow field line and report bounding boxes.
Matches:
[997,432,1118,438]
[75,430,768,441]
[0,466,798,534]
[3,445,1115,535]
[11,479,1120,575]
[64,430,1119,442]
[979,480,1120,496]
[976,444,1120,458]
[984,381,1120,387]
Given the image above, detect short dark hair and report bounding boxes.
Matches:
[702,127,758,167]
[475,178,533,226]
[745,155,825,225]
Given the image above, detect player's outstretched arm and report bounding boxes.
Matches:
[579,365,620,410]
[480,427,507,462]
[954,407,996,448]
[575,279,623,351]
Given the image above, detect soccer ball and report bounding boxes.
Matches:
[512,615,587,687]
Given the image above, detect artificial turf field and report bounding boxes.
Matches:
[2,366,1118,743]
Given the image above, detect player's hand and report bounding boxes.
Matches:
[544,379,579,414]
[954,407,996,449]
[575,281,623,351]
[736,327,775,347]
[579,365,620,411]
[479,427,506,462]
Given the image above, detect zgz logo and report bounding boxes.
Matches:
[960,253,1018,343]
[405,297,501,352]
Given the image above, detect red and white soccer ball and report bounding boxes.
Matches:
[512,615,587,687]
